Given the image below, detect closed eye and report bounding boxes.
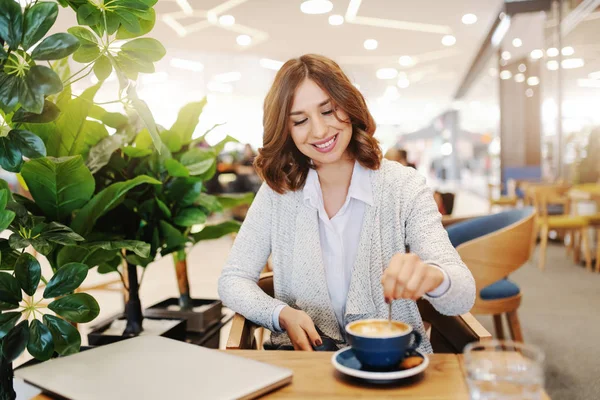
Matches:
[322,109,333,115]
[293,118,308,126]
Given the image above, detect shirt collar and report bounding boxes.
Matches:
[303,161,374,208]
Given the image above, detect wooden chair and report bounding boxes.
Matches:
[226,272,492,353]
[446,208,536,342]
[488,183,518,213]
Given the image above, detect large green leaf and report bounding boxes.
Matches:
[192,220,241,242]
[173,207,207,227]
[166,177,202,207]
[93,55,112,80]
[66,26,98,46]
[2,320,29,362]
[19,76,44,114]
[76,3,100,27]
[122,147,152,158]
[115,9,141,34]
[21,156,95,221]
[48,293,99,323]
[0,209,15,232]
[46,84,100,157]
[21,122,56,145]
[43,262,88,298]
[9,129,46,159]
[27,66,63,95]
[0,312,21,339]
[72,43,100,63]
[41,222,85,245]
[116,8,155,39]
[22,2,59,50]
[0,0,23,50]
[84,240,150,257]
[0,136,23,172]
[169,99,206,145]
[0,270,23,305]
[31,32,80,60]
[14,253,41,296]
[196,193,223,213]
[121,37,165,62]
[0,73,21,113]
[71,175,161,236]
[0,239,20,271]
[43,314,80,356]
[160,130,182,153]
[57,246,116,268]
[12,101,60,124]
[89,105,128,129]
[160,221,188,251]
[213,135,239,155]
[217,192,255,209]
[128,86,161,153]
[27,319,54,361]
[165,159,189,177]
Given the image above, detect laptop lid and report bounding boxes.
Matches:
[15,336,292,400]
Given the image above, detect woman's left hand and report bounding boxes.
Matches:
[381,253,445,302]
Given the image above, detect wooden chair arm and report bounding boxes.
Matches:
[460,312,493,341]
[226,313,260,350]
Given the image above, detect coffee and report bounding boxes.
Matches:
[349,320,409,337]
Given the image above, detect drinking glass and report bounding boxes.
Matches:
[464,340,545,400]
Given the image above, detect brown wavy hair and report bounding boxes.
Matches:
[254,54,382,194]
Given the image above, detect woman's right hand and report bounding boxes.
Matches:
[279,306,322,351]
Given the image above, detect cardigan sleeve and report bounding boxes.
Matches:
[217,183,287,331]
[403,172,476,315]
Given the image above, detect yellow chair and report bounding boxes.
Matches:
[488,183,518,213]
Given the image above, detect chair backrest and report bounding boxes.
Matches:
[526,184,570,217]
[447,207,536,291]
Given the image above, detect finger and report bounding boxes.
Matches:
[382,261,403,302]
[301,320,322,347]
[394,258,417,299]
[414,274,439,300]
[404,264,426,300]
[293,329,314,351]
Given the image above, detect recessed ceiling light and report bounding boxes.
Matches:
[441,35,456,46]
[500,70,512,80]
[170,58,204,72]
[561,46,574,56]
[300,0,333,15]
[546,47,559,57]
[588,71,600,80]
[561,58,584,69]
[397,78,410,88]
[207,82,233,93]
[518,63,527,72]
[546,60,559,70]
[376,68,398,80]
[259,58,284,71]
[462,14,477,25]
[530,49,544,59]
[329,15,344,25]
[214,71,241,83]
[514,73,525,83]
[526,88,534,97]
[364,39,378,50]
[512,38,522,48]
[236,34,252,46]
[398,56,414,67]
[219,15,235,26]
[527,76,540,86]
[501,51,511,60]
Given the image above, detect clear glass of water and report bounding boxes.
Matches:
[464,340,545,400]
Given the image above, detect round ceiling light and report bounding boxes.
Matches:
[527,76,540,86]
[219,15,235,26]
[376,68,398,80]
[501,51,511,60]
[500,70,512,80]
[364,39,378,50]
[300,0,333,15]
[546,60,559,70]
[530,49,544,60]
[398,55,415,67]
[514,73,525,83]
[512,38,522,48]
[462,14,477,25]
[546,47,559,57]
[561,46,575,56]
[329,15,344,25]
[441,35,456,46]
[236,34,252,46]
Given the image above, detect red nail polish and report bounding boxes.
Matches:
[316,339,322,346]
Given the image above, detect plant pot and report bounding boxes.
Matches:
[183,312,234,349]
[87,313,187,346]
[144,298,222,333]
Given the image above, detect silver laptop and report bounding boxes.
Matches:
[15,336,292,400]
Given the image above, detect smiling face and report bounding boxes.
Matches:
[288,78,352,166]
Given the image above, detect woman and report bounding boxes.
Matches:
[218,54,475,353]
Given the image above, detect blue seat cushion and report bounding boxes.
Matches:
[547,204,564,215]
[480,279,520,300]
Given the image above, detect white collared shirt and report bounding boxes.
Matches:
[272,161,450,332]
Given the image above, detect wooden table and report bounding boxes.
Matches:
[569,185,600,202]
[32,350,551,399]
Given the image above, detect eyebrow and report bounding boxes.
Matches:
[289,99,331,116]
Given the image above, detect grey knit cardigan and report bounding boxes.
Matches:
[218,159,475,353]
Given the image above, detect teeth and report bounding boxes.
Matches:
[315,136,335,149]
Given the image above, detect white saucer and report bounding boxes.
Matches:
[331,347,429,382]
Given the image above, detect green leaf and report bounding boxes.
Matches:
[0,74,21,112]
[155,198,171,218]
[43,314,80,356]
[19,77,44,114]
[93,55,112,80]
[0,210,15,232]
[8,233,30,251]
[71,175,161,236]
[43,262,88,298]
[165,159,189,177]
[116,8,155,39]
[217,192,255,209]
[122,147,152,158]
[28,319,54,361]
[76,4,100,27]
[0,0,23,50]
[41,222,85,245]
[186,159,214,176]
[30,237,53,256]
[89,106,127,129]
[174,207,207,227]
[128,87,161,153]
[121,38,165,62]
[57,246,115,268]
[115,10,141,34]
[67,26,98,45]
[14,253,41,296]
[170,99,207,145]
[166,177,202,207]
[134,128,153,149]
[82,120,109,153]
[22,2,59,50]
[2,320,29,362]
[9,129,46,159]
[48,293,99,323]
[196,193,223,213]
[31,32,80,60]
[192,220,241,242]
[27,66,63,97]
[12,101,60,124]
[0,189,7,210]
[21,156,95,221]
[0,312,21,339]
[0,137,23,172]
[213,135,239,155]
[0,272,21,308]
[72,43,100,63]
[161,130,182,153]
[47,58,71,110]
[160,221,188,249]
[84,240,150,258]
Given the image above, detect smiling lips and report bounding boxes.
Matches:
[311,134,338,153]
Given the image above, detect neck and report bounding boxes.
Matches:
[314,153,354,189]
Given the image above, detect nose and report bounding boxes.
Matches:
[311,114,328,140]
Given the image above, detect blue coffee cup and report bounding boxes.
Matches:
[345,319,422,371]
